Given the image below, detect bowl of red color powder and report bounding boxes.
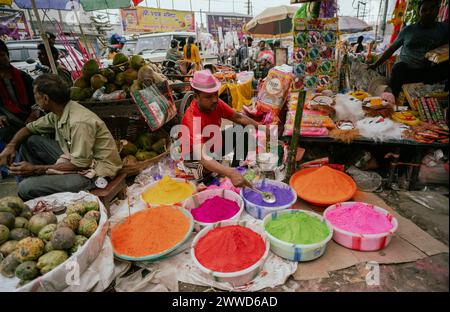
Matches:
[191,220,270,287]
[324,202,398,251]
[183,189,244,231]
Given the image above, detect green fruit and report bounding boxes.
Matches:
[51,227,75,250]
[58,213,82,232]
[120,142,138,157]
[0,212,15,229]
[66,202,86,216]
[82,201,99,213]
[15,261,39,281]
[0,240,18,257]
[77,218,97,238]
[151,138,166,154]
[70,87,85,101]
[123,68,138,85]
[38,224,57,242]
[70,235,88,255]
[114,72,126,86]
[90,74,108,90]
[83,211,100,223]
[0,224,9,244]
[135,133,153,150]
[130,55,145,70]
[105,83,118,94]
[0,207,15,215]
[20,206,32,220]
[135,150,157,161]
[100,68,116,82]
[37,250,68,274]
[113,52,129,66]
[9,228,31,241]
[82,59,99,79]
[15,217,29,229]
[0,196,27,216]
[0,253,20,277]
[73,77,90,89]
[27,212,57,235]
[44,241,54,253]
[15,237,44,262]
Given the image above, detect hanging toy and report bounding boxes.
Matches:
[389,0,407,44]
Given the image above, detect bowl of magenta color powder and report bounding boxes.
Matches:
[191,220,270,286]
[183,189,244,231]
[262,209,333,261]
[323,202,398,251]
[241,179,297,220]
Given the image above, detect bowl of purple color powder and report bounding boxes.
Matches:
[241,179,297,220]
[183,189,244,231]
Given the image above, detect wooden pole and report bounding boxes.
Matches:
[284,90,306,183]
[30,0,58,74]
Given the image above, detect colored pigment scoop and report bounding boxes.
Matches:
[265,211,330,245]
[242,183,294,207]
[142,176,195,205]
[326,203,394,234]
[191,196,240,223]
[246,186,276,204]
[194,225,266,272]
[111,206,191,258]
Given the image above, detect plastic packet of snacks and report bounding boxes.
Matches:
[256,66,294,113]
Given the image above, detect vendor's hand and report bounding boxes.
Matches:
[229,171,252,188]
[0,145,15,166]
[8,161,36,176]
[0,115,8,128]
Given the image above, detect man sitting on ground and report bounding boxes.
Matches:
[0,74,122,200]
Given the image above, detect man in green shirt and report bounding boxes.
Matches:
[0,74,122,200]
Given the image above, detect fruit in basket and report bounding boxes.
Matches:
[131,55,145,70]
[58,214,82,232]
[122,155,138,167]
[0,196,27,217]
[101,68,116,82]
[124,68,138,85]
[0,253,21,277]
[37,250,68,274]
[15,261,39,281]
[0,240,18,257]
[0,224,9,244]
[15,217,29,229]
[135,150,156,161]
[135,133,152,150]
[90,74,108,90]
[151,138,166,154]
[66,202,86,216]
[69,235,88,255]
[70,87,85,101]
[14,237,44,262]
[77,218,97,238]
[38,224,57,242]
[120,141,138,157]
[73,77,90,89]
[51,227,75,250]
[113,52,129,66]
[0,212,15,230]
[9,228,31,241]
[84,211,100,223]
[114,72,126,86]
[27,212,57,235]
[83,201,99,213]
[20,206,32,220]
[82,59,99,79]
[44,241,54,253]
[105,83,118,94]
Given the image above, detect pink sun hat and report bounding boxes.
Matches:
[190,70,222,93]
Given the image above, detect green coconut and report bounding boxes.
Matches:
[73,77,90,89]
[113,52,129,66]
[90,74,108,90]
[82,59,99,79]
[130,55,145,70]
[100,68,116,82]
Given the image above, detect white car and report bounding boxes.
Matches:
[6,42,85,78]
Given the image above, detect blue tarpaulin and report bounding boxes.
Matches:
[14,0,80,11]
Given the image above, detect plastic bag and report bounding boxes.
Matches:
[346,166,382,192]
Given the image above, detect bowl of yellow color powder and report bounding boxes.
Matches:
[141,176,196,207]
[262,209,333,262]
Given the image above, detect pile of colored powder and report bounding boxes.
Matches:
[142,176,195,205]
[194,225,266,272]
[326,203,394,234]
[191,196,240,223]
[111,206,191,257]
[265,212,330,245]
[242,183,294,207]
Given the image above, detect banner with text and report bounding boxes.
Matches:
[206,14,252,40]
[0,10,32,40]
[121,7,195,33]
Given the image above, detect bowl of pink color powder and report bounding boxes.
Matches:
[183,189,244,231]
[324,202,398,251]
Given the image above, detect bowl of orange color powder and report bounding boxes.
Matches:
[191,220,270,287]
[111,205,194,261]
[141,176,196,207]
[183,189,244,231]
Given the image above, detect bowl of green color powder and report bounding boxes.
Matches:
[263,209,333,261]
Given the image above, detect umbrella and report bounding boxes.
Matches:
[244,5,299,37]
[14,0,131,11]
[338,16,372,33]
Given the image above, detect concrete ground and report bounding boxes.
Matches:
[1,176,448,292]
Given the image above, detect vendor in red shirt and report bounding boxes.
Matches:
[180,70,258,187]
